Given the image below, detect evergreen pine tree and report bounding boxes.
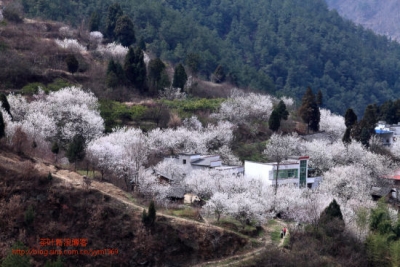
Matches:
[114,15,136,47]
[1,241,31,267]
[124,47,136,83]
[321,199,343,221]
[107,59,117,74]
[363,104,378,134]
[212,65,225,83]
[185,53,200,76]
[268,109,281,132]
[141,209,148,225]
[172,63,188,90]
[148,200,156,226]
[106,72,119,88]
[138,37,146,51]
[298,87,320,133]
[66,135,86,170]
[124,47,146,90]
[342,127,352,146]
[65,54,79,74]
[0,93,12,119]
[148,58,168,94]
[105,3,123,39]
[319,199,345,236]
[0,111,5,139]
[360,127,371,148]
[47,172,53,181]
[316,89,323,107]
[276,100,289,120]
[89,11,101,32]
[133,46,147,89]
[51,141,59,162]
[344,108,358,128]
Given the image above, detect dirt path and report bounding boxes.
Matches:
[193,220,289,267]
[33,162,235,234]
[33,161,289,267]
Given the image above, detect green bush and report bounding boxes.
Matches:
[1,241,31,267]
[99,100,148,132]
[21,79,73,95]
[160,98,224,116]
[21,83,45,95]
[24,205,35,225]
[44,257,63,267]
[46,79,72,92]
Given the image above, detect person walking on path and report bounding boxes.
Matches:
[283,227,287,236]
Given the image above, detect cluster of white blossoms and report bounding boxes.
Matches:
[55,38,87,52]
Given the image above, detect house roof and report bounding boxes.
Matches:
[167,186,186,199]
[371,186,391,197]
[191,155,221,166]
[375,129,393,134]
[245,158,306,166]
[384,169,400,181]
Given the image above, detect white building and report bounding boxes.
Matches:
[375,121,400,146]
[163,153,244,175]
[244,156,322,189]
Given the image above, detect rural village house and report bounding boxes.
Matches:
[375,121,400,146]
[244,156,322,189]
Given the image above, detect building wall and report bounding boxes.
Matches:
[244,161,274,185]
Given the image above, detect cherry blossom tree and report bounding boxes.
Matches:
[5,87,104,150]
[319,108,346,140]
[96,42,128,61]
[212,89,274,125]
[263,133,302,193]
[55,38,86,52]
[89,31,103,45]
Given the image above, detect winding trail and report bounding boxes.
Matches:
[32,160,289,267]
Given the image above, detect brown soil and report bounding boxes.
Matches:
[0,149,250,267]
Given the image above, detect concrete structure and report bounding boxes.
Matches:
[244,156,322,189]
[163,154,244,176]
[375,121,400,146]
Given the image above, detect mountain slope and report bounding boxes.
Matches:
[325,0,400,41]
[0,148,249,266]
[16,0,400,115]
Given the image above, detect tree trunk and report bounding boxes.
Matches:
[274,162,280,195]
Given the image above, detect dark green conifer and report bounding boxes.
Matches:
[342,127,351,146]
[105,3,123,39]
[344,108,358,129]
[172,63,188,90]
[0,93,12,119]
[316,89,323,107]
[114,15,136,47]
[298,87,320,133]
[268,109,281,132]
[65,54,79,74]
[148,200,156,226]
[148,58,168,94]
[89,11,101,32]
[66,135,86,170]
[0,111,5,139]
[212,65,225,83]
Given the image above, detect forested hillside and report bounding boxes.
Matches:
[325,0,400,42]
[14,0,400,115]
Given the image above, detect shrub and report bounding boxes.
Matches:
[1,241,31,267]
[24,205,35,225]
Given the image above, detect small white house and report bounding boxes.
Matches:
[375,121,400,146]
[164,153,244,175]
[244,156,321,189]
